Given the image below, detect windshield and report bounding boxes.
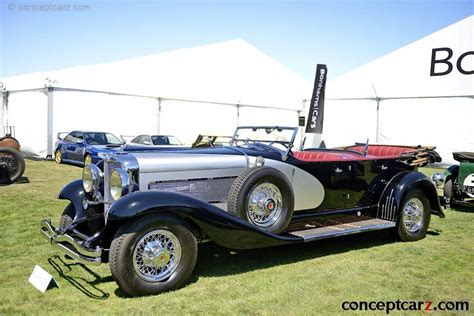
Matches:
[85,133,123,145]
[231,126,298,152]
[152,135,183,145]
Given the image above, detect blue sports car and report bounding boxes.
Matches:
[54,131,124,166]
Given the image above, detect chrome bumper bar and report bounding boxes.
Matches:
[40,219,102,266]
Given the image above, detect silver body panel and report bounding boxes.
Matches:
[109,151,325,212]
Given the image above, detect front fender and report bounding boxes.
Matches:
[107,191,301,249]
[58,179,86,220]
[443,165,459,179]
[379,171,444,221]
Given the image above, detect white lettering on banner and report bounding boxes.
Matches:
[310,69,326,129]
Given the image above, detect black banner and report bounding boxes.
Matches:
[305,64,327,133]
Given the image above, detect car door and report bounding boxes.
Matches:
[67,132,85,162]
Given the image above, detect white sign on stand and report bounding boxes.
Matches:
[29,265,59,293]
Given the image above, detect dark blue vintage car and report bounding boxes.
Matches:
[54,131,124,166]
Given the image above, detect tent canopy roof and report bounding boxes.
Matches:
[2,39,311,110]
[326,15,473,99]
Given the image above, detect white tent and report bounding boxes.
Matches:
[323,15,473,164]
[1,39,310,157]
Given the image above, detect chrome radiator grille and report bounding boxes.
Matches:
[149,177,236,203]
[103,159,122,207]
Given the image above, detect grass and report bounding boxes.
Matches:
[0,161,473,315]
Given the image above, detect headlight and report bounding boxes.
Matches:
[110,168,132,200]
[82,164,102,194]
[97,152,111,159]
[431,173,445,186]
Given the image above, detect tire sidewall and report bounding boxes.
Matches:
[234,167,294,233]
[0,147,25,183]
[397,189,431,242]
[110,213,197,296]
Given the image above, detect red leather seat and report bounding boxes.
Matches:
[292,151,370,162]
[349,145,415,157]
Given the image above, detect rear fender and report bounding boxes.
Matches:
[379,171,444,221]
[107,191,301,249]
[443,165,459,180]
[58,179,86,220]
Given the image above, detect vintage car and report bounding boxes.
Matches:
[130,134,186,147]
[41,126,444,297]
[0,135,25,184]
[432,152,474,205]
[55,131,125,166]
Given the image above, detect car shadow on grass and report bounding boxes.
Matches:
[192,230,397,280]
[48,255,111,300]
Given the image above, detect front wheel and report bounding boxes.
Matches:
[395,189,431,242]
[55,149,62,164]
[109,213,198,297]
[84,154,92,165]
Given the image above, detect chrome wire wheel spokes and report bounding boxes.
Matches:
[247,182,283,227]
[402,197,424,233]
[0,153,19,177]
[133,229,182,282]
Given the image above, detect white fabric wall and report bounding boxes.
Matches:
[378,97,474,164]
[0,93,4,135]
[160,100,237,144]
[7,91,48,156]
[322,99,378,147]
[52,91,159,148]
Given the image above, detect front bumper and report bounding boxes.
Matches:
[40,219,102,266]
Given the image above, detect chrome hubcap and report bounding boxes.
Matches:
[133,229,181,282]
[402,197,424,233]
[55,152,61,163]
[247,182,282,227]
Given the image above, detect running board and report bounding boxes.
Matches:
[289,218,396,241]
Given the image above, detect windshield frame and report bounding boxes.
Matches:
[230,126,298,160]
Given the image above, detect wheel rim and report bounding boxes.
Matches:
[84,155,92,165]
[55,151,61,163]
[402,197,424,233]
[0,153,20,179]
[133,229,182,282]
[247,182,283,227]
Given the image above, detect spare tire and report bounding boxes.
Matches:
[227,166,294,234]
[0,147,25,183]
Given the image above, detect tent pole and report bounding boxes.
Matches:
[375,99,380,143]
[157,97,161,134]
[46,87,54,159]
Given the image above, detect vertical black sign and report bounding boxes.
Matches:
[305,64,327,133]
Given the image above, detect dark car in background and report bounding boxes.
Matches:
[54,131,124,166]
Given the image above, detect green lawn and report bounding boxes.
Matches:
[0,161,472,315]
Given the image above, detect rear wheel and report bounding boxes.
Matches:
[443,176,454,204]
[0,147,25,183]
[109,213,198,297]
[396,189,431,242]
